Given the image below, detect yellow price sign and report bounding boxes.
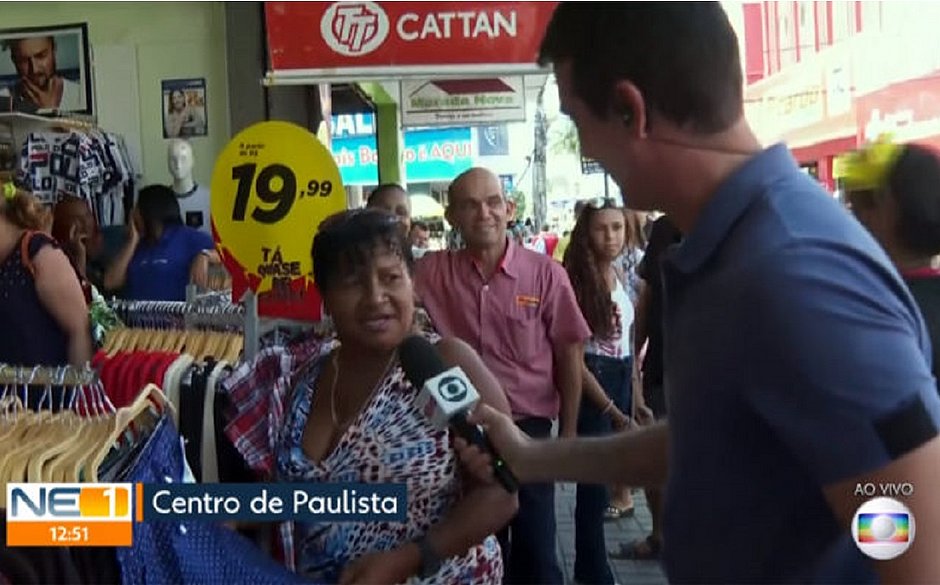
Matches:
[210,121,346,294]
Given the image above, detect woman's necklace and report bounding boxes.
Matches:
[329,347,399,429]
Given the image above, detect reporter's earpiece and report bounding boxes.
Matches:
[621,108,633,127]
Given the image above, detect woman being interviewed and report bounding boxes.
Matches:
[276,209,516,584]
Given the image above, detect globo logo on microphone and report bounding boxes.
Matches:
[437,376,469,402]
[414,366,480,430]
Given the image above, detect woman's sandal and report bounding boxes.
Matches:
[609,535,662,560]
[603,504,635,520]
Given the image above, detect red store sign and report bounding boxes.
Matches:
[265,1,559,81]
[856,73,940,149]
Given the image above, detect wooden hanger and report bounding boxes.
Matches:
[172,329,191,354]
[157,329,177,353]
[0,409,55,507]
[26,409,81,483]
[47,412,104,483]
[212,332,233,361]
[224,334,244,364]
[110,327,134,355]
[169,330,190,353]
[102,327,124,355]
[193,331,210,360]
[88,384,170,482]
[1,387,66,482]
[54,409,115,484]
[0,398,27,444]
[40,386,106,482]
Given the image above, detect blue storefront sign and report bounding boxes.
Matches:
[331,113,472,186]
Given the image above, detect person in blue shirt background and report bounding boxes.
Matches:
[104,184,216,301]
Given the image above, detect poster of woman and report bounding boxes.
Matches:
[162,77,207,138]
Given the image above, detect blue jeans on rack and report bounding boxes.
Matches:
[575,354,632,585]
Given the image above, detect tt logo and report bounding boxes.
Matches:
[321,1,390,57]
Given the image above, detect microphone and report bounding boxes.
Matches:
[400,335,519,493]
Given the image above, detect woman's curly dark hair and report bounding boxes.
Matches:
[312,208,413,292]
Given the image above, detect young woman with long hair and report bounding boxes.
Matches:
[562,198,636,585]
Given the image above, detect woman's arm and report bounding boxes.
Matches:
[104,226,139,291]
[344,338,518,583]
[33,245,92,365]
[633,280,649,359]
[187,230,218,289]
[582,363,630,429]
[189,246,220,290]
[630,281,655,424]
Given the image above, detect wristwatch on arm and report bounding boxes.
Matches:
[414,535,443,579]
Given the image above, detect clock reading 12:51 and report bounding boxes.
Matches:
[49,526,89,543]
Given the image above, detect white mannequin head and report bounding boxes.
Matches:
[168,139,194,182]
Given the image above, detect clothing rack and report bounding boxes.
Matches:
[108,296,259,362]
[109,299,242,328]
[0,363,98,387]
[7,112,137,228]
[0,111,98,159]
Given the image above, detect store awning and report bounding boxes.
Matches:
[410,194,445,218]
[264,1,558,84]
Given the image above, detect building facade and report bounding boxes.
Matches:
[739,1,940,190]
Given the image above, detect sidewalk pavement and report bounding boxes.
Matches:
[554,482,667,585]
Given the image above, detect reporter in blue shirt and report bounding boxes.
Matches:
[105,184,216,301]
[455,3,940,584]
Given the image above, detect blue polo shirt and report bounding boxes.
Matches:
[660,144,940,583]
[126,225,214,301]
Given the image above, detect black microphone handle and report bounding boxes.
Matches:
[450,413,519,493]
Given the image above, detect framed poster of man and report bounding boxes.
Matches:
[162,78,207,139]
[0,23,93,115]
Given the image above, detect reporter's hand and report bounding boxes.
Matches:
[455,404,536,483]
